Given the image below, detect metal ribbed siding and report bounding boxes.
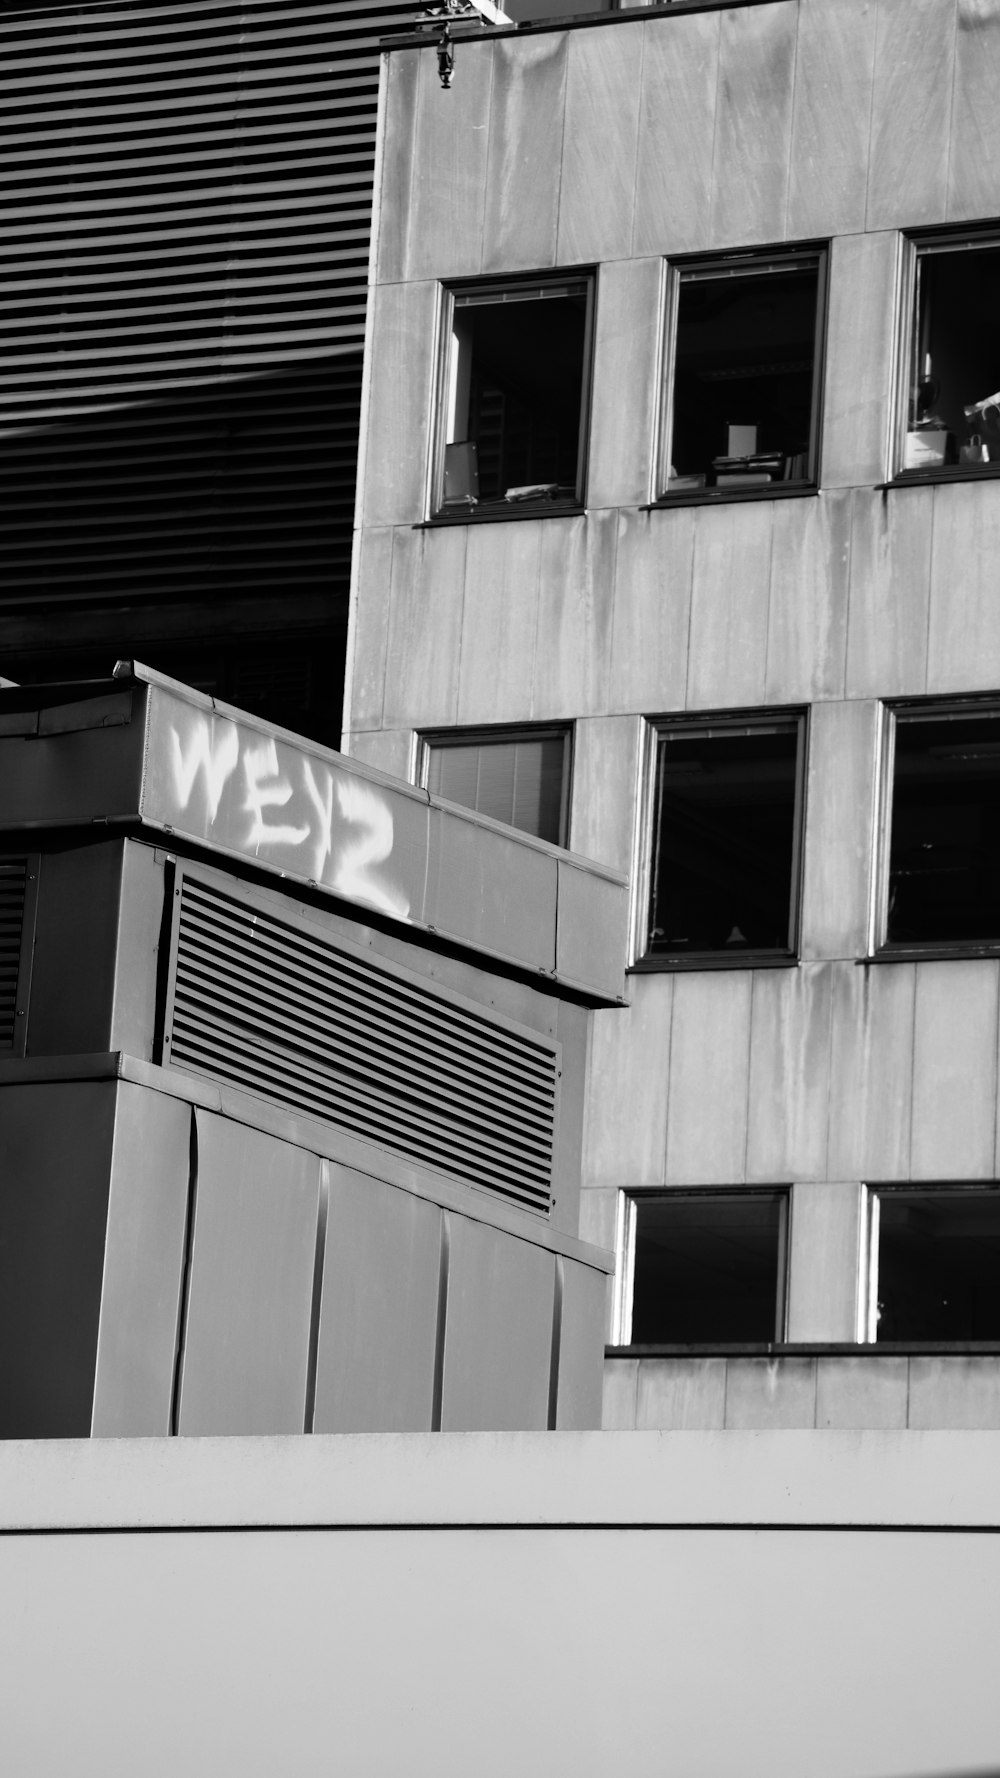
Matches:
[165,874,560,1216]
[0,0,426,723]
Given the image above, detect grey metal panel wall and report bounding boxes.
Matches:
[91,1084,192,1436]
[0,1081,117,1436]
[177,1109,321,1435]
[313,1164,443,1433]
[555,1257,606,1431]
[441,1217,555,1432]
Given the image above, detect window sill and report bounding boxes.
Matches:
[417,504,585,529]
[629,951,797,974]
[880,465,1000,491]
[607,1342,1000,1358]
[642,483,817,512]
[864,944,1000,964]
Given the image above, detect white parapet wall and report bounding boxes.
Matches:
[3,1430,1000,1776]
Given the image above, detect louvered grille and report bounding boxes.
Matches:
[0,858,28,1050]
[0,0,427,708]
[166,876,559,1216]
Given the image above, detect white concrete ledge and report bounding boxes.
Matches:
[3,1429,1000,1531]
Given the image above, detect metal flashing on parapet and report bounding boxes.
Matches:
[383,0,793,51]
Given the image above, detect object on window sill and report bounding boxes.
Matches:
[505,483,557,502]
[959,434,991,465]
[667,472,706,492]
[904,427,952,470]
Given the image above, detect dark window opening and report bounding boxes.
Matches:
[627,1191,787,1345]
[643,715,803,963]
[874,1189,1000,1341]
[902,237,1000,475]
[885,705,1000,947]
[422,727,570,845]
[662,252,825,497]
[439,277,591,515]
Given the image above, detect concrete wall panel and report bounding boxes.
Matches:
[456,518,542,725]
[345,525,394,732]
[532,511,616,718]
[908,1355,1000,1429]
[632,8,720,258]
[361,279,438,527]
[587,256,662,511]
[482,33,567,273]
[665,972,752,1184]
[634,1357,727,1431]
[764,491,851,706]
[786,0,877,239]
[820,230,897,489]
[746,965,834,1184]
[609,505,693,716]
[382,524,468,728]
[948,0,1000,222]
[569,715,641,875]
[926,480,1000,694]
[374,49,418,286]
[685,501,772,710]
[910,960,999,1179]
[846,488,933,699]
[867,0,956,230]
[828,961,916,1181]
[723,1356,817,1429]
[343,728,414,780]
[815,1354,909,1429]
[709,2,796,248]
[582,980,672,1189]
[786,1180,864,1342]
[556,23,642,265]
[555,1258,607,1430]
[800,698,878,961]
[405,38,492,282]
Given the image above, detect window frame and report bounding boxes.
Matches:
[653,241,829,508]
[417,721,574,848]
[427,269,597,525]
[889,223,1000,489]
[864,1181,1000,1346]
[611,1186,790,1350]
[631,706,808,972]
[873,693,1000,959]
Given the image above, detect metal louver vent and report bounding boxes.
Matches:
[0,858,29,1051]
[165,873,559,1216]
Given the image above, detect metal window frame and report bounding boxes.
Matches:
[417,721,574,848]
[612,1185,791,1349]
[655,241,830,503]
[429,267,597,520]
[864,1180,1000,1346]
[891,223,1000,484]
[873,692,1000,956]
[631,704,808,971]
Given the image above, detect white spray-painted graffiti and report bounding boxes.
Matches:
[165,711,410,920]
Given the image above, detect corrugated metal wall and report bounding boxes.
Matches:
[0,0,425,742]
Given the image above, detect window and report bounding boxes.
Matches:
[434,273,593,518]
[659,246,826,500]
[614,1190,788,1346]
[868,1187,1000,1342]
[421,726,571,845]
[637,711,805,967]
[880,700,1000,950]
[897,229,1000,479]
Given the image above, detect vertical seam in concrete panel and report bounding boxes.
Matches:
[477,42,496,275]
[451,525,471,726]
[681,510,697,710]
[302,1157,330,1435]
[547,1254,564,1431]
[923,487,938,696]
[942,0,960,218]
[760,502,776,712]
[430,1208,451,1432]
[781,0,800,241]
[552,28,569,269]
[905,964,918,1181]
[169,1106,199,1437]
[660,976,675,1183]
[744,971,758,1186]
[904,1352,912,1428]
[626,23,646,264]
[860,0,881,234]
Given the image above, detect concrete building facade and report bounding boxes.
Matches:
[348,0,1000,1432]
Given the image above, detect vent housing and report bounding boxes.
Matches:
[164,871,559,1216]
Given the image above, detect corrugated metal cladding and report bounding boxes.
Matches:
[0,0,427,743]
[165,873,560,1215]
[0,857,29,1050]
